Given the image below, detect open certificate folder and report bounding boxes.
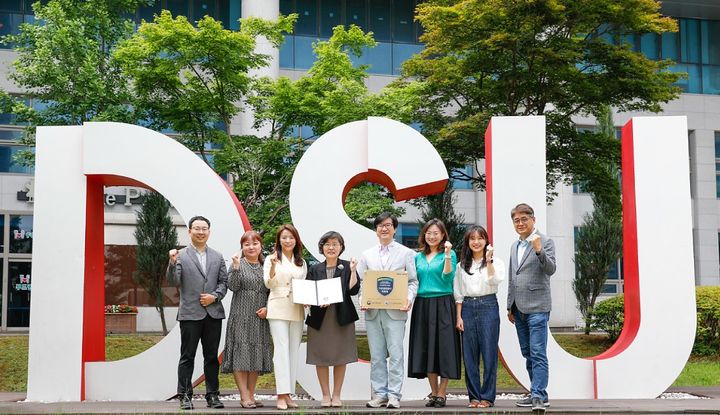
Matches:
[291,278,343,306]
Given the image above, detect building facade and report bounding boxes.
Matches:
[0,0,718,330]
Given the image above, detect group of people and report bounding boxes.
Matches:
[166,203,556,412]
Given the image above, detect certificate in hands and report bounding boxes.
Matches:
[292,278,343,306]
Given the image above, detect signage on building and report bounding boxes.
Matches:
[18,179,144,207]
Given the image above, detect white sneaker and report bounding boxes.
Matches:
[386,397,400,409]
[366,397,388,408]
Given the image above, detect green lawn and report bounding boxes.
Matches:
[0,333,716,392]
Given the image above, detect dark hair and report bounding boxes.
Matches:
[460,225,490,274]
[240,230,264,262]
[510,203,534,218]
[373,212,398,229]
[418,218,448,255]
[318,231,345,256]
[274,224,304,267]
[188,215,210,228]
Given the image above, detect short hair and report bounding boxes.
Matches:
[240,230,264,262]
[188,215,211,228]
[418,218,449,255]
[318,231,345,256]
[274,224,304,267]
[373,212,398,229]
[510,203,534,218]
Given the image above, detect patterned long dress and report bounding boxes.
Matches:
[221,258,273,373]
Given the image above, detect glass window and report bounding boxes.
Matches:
[9,215,32,254]
[295,0,318,36]
[680,18,700,64]
[0,214,4,253]
[0,13,24,49]
[346,0,366,30]
[671,63,702,93]
[0,144,33,174]
[661,32,679,60]
[639,33,658,60]
[280,0,293,16]
[193,0,215,22]
[369,0,390,42]
[8,261,31,327]
[219,0,236,30]
[365,41,392,74]
[294,35,317,69]
[393,0,414,43]
[601,283,618,294]
[0,1,22,13]
[392,42,422,75]
[320,0,341,38]
[703,65,720,95]
[716,132,720,159]
[701,20,720,65]
[280,35,294,68]
[397,223,420,249]
[166,0,190,18]
[451,165,474,190]
[137,2,162,23]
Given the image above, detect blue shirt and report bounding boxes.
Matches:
[415,250,457,298]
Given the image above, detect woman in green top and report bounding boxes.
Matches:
[408,218,460,408]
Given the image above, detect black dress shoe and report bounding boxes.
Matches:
[433,396,447,408]
[206,394,225,409]
[179,394,194,410]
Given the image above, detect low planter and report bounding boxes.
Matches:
[105,304,138,334]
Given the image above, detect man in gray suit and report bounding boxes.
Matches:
[506,203,556,412]
[167,215,228,410]
[357,212,418,409]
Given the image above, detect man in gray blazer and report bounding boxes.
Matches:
[167,215,228,410]
[357,212,418,409]
[506,203,556,412]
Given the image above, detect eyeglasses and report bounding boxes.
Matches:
[323,243,341,248]
[512,216,533,225]
[191,227,209,232]
[377,223,394,229]
[424,231,442,237]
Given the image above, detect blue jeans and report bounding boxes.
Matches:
[512,308,549,401]
[461,295,500,403]
[365,309,407,400]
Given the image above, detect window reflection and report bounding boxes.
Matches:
[9,215,32,254]
[8,261,31,327]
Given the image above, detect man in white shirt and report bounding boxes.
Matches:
[357,212,418,409]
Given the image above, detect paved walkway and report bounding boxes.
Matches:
[1,388,718,414]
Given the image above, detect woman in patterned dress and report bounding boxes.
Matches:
[221,230,272,408]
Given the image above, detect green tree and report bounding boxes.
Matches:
[113,10,296,161]
[133,192,178,335]
[344,183,406,229]
[397,0,682,196]
[413,186,466,250]
[0,0,146,164]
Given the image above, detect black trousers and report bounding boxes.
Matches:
[178,314,222,396]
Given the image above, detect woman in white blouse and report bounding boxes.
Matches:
[453,225,505,408]
[264,224,307,410]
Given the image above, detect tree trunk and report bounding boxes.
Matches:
[158,304,168,335]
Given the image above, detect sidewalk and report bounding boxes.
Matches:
[1,388,717,414]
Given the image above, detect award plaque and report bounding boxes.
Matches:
[361,270,408,309]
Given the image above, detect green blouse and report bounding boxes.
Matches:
[415,250,457,298]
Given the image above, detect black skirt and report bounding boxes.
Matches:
[408,294,462,379]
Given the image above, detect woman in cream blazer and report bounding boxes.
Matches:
[263,224,307,410]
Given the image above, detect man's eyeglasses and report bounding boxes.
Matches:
[512,216,532,225]
[377,223,394,229]
[191,227,209,232]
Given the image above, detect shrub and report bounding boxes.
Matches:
[590,294,624,342]
[590,287,720,356]
[694,286,720,356]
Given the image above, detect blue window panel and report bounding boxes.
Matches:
[393,0,414,43]
[219,0,239,30]
[661,32,679,60]
[320,0,341,38]
[346,0,366,30]
[0,145,33,174]
[369,0,391,42]
[451,165,473,190]
[607,261,620,280]
[397,223,420,248]
[137,2,162,23]
[280,0,293,16]
[601,284,618,294]
[639,33,659,60]
[680,18,701,64]
[296,0,318,36]
[365,41,392,74]
[392,42,422,75]
[0,1,22,13]
[294,36,319,70]
[0,130,22,140]
[280,35,294,68]
[702,65,720,95]
[622,34,637,51]
[0,13,24,48]
[0,110,16,125]
[716,174,720,198]
[716,132,720,159]
[0,214,4,253]
[700,20,720,65]
[193,0,215,22]
[670,64,702,93]
[167,0,189,18]
[300,125,315,139]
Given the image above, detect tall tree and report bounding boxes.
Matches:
[396,0,682,196]
[0,0,147,164]
[413,186,466,249]
[133,192,178,334]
